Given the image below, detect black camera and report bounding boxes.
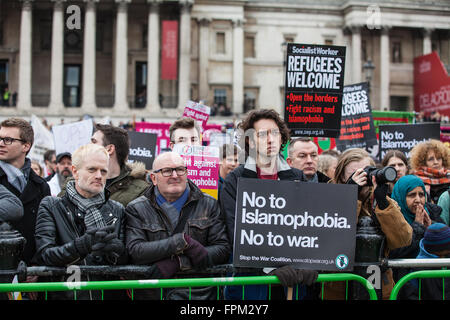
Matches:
[364,166,397,186]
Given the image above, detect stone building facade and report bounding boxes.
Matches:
[0,0,449,123]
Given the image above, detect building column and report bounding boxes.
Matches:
[380,26,391,110]
[48,0,65,114]
[113,0,130,113]
[198,18,210,103]
[232,18,244,114]
[146,0,161,113]
[351,25,362,83]
[177,0,193,111]
[17,0,33,111]
[423,28,433,55]
[81,0,98,114]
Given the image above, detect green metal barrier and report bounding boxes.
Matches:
[390,269,450,300]
[0,273,378,300]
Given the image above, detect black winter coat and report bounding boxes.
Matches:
[125,180,230,299]
[0,166,50,264]
[34,193,128,300]
[220,162,306,244]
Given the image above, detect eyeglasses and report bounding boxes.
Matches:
[256,129,280,139]
[153,166,187,177]
[0,137,25,145]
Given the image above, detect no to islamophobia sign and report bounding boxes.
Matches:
[233,179,357,271]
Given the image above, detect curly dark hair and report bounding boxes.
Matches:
[237,109,290,157]
[410,139,449,171]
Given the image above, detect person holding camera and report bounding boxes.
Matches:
[327,148,412,300]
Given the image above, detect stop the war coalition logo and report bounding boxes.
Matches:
[284,43,346,138]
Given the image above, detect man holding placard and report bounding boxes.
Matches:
[220,109,318,300]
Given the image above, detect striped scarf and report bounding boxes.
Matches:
[66,180,106,231]
[413,167,450,186]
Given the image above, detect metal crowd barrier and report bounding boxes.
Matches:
[386,258,450,300]
[0,264,378,300]
[5,259,450,300]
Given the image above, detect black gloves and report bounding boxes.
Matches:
[374,183,390,210]
[270,265,318,287]
[74,224,124,258]
[74,228,97,256]
[183,234,208,267]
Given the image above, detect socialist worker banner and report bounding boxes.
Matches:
[161,20,178,80]
[284,43,346,138]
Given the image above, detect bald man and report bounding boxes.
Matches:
[125,152,230,300]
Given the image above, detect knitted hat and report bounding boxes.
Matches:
[423,223,450,254]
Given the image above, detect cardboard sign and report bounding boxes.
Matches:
[379,122,441,160]
[52,119,93,155]
[414,52,450,118]
[233,179,357,271]
[284,43,346,138]
[336,82,377,154]
[173,144,220,199]
[183,100,211,133]
[135,122,222,155]
[127,131,157,170]
[28,115,55,167]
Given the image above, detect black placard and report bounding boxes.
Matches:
[284,43,346,138]
[128,131,157,170]
[233,179,357,271]
[336,82,378,155]
[379,122,441,161]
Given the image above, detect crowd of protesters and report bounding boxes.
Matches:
[0,109,449,301]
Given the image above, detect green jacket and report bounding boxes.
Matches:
[59,162,149,207]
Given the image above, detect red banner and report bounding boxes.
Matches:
[414,52,450,117]
[161,20,178,80]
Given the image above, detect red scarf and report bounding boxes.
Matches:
[413,167,450,185]
[256,167,278,180]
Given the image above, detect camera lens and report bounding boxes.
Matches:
[382,166,397,182]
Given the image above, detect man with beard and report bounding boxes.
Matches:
[48,152,72,196]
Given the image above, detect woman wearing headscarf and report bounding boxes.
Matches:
[389,175,444,289]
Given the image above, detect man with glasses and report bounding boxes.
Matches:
[220,109,318,300]
[0,117,50,267]
[168,117,202,149]
[286,137,330,183]
[125,151,230,299]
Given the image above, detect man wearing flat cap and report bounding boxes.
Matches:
[48,152,72,196]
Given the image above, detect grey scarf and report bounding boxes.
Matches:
[0,158,31,193]
[66,180,106,231]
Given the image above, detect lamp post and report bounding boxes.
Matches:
[363,59,375,95]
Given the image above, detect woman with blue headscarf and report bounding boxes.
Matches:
[389,175,445,289]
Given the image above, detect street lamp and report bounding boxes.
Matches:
[363,59,375,94]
